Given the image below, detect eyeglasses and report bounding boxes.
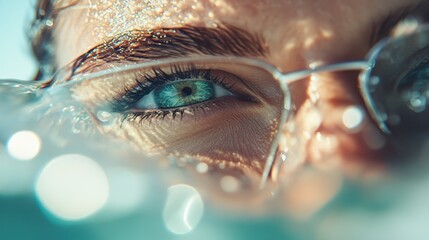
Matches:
[30,23,429,190]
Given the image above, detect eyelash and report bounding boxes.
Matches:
[109,64,235,123]
[121,103,217,125]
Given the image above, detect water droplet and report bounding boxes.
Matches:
[408,95,426,113]
[220,175,241,193]
[45,19,53,27]
[96,110,113,123]
[195,162,208,173]
[280,151,288,162]
[314,132,339,154]
[370,76,380,86]
[218,163,225,169]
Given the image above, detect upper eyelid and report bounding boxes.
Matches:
[68,24,267,77]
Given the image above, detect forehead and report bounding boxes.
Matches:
[53,0,421,68]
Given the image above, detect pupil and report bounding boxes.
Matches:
[181,86,193,96]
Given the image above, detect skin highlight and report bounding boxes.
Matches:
[41,0,429,214]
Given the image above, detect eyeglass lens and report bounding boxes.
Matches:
[64,60,287,191]
[363,26,429,137]
[2,26,429,194]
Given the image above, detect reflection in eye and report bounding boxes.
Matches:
[70,60,285,191]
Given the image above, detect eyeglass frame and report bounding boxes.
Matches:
[41,23,429,188]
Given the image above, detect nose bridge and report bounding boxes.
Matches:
[269,59,385,186]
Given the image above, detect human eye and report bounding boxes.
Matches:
[137,77,232,110]
[68,59,285,189]
[111,65,245,119]
[364,29,429,135]
[395,51,429,95]
[393,49,429,127]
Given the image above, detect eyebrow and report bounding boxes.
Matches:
[370,0,429,44]
[71,24,267,75]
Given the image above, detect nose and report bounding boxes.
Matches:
[270,70,390,218]
[274,70,389,183]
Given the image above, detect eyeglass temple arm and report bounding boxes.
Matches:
[259,60,370,189]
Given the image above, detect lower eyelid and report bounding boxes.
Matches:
[69,64,285,177]
[107,96,280,173]
[125,95,260,123]
[122,98,271,141]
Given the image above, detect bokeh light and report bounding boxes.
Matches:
[7,130,41,161]
[220,175,241,193]
[196,162,209,173]
[163,184,204,235]
[35,154,109,221]
[342,106,365,131]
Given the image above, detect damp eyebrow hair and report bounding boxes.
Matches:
[370,0,429,44]
[70,24,268,75]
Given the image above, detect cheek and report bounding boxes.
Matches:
[97,99,282,175]
[68,60,286,176]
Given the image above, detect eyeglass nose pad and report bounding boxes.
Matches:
[260,116,309,188]
[259,77,309,188]
[358,71,392,135]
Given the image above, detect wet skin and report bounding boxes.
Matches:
[47,0,429,215]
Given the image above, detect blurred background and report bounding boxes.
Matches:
[1,1,429,240]
[0,0,37,80]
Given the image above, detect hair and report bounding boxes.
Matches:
[30,0,78,79]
